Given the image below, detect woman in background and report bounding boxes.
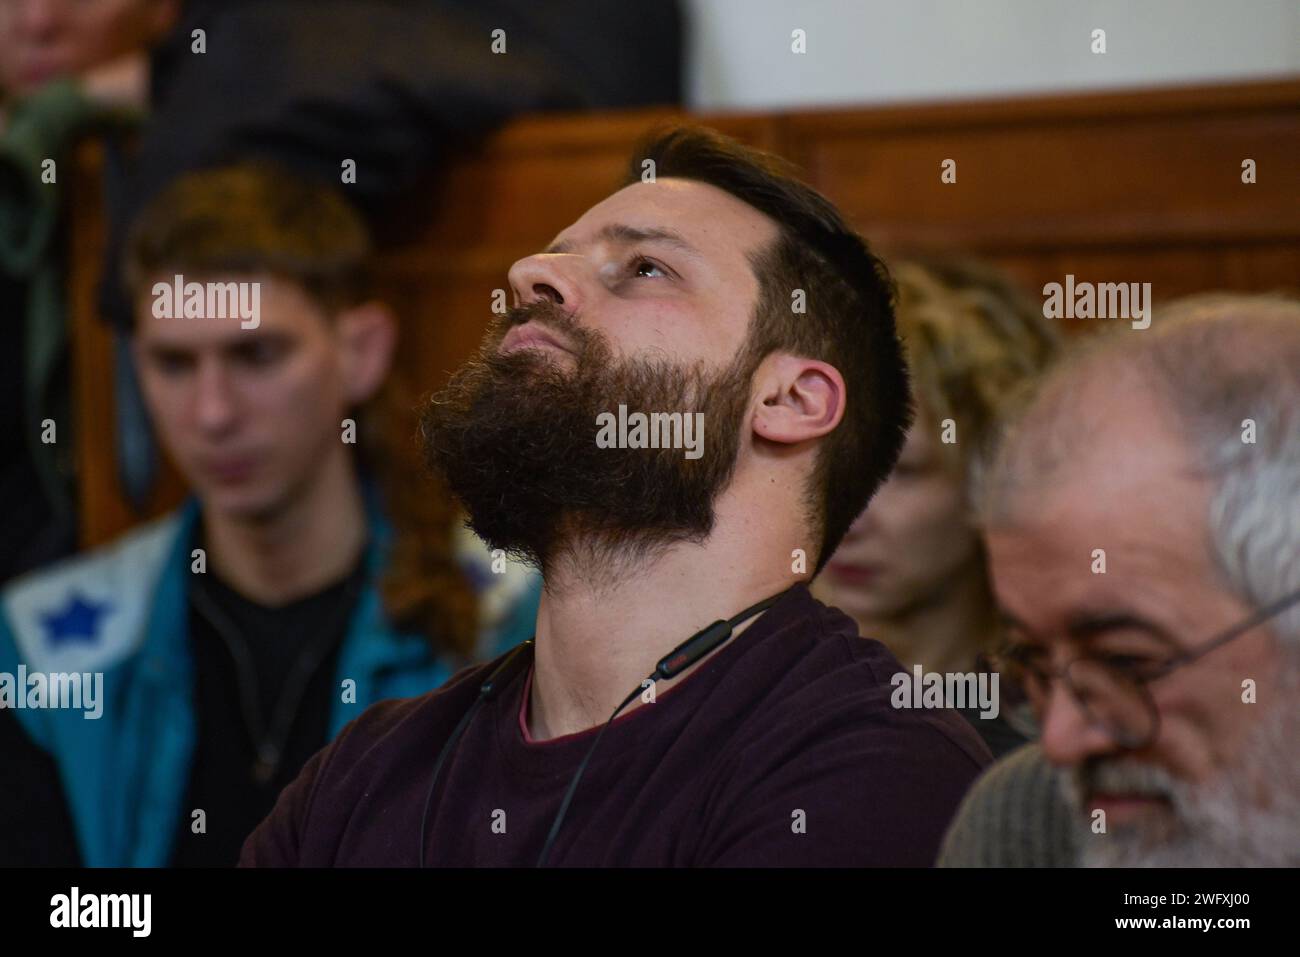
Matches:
[816,257,1061,757]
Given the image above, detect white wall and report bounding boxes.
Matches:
[683,0,1300,110]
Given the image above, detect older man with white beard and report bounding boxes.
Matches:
[968,293,1300,868]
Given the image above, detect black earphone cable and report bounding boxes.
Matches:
[417,639,533,867]
[533,682,644,867]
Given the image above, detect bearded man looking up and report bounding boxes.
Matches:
[242,125,990,867]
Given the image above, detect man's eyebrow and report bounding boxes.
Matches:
[1062,609,1180,652]
[144,341,193,357]
[544,223,703,261]
[225,330,288,350]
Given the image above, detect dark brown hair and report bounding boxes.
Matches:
[622,126,912,572]
[124,161,371,316]
[123,162,477,656]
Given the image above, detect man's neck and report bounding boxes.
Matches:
[526,493,803,740]
[858,562,999,676]
[201,450,368,607]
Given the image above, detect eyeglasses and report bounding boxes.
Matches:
[991,587,1300,750]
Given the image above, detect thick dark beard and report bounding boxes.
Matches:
[419,302,760,581]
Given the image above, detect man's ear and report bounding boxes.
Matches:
[751,353,845,445]
[337,300,397,404]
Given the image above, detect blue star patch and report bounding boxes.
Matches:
[40,592,113,647]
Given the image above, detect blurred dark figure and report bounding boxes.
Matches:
[0,0,180,586]
[103,0,685,326]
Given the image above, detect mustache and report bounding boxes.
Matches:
[1075,758,1179,800]
[496,300,600,354]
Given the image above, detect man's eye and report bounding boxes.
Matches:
[1100,653,1161,675]
[626,255,669,279]
[235,341,287,366]
[994,641,1043,673]
[151,352,194,375]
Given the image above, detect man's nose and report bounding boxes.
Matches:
[1037,679,1116,769]
[192,360,240,433]
[507,253,585,312]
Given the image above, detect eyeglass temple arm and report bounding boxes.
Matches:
[1149,586,1300,680]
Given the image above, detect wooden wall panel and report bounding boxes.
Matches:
[954,244,1300,320]
[67,140,189,548]
[787,111,1298,248]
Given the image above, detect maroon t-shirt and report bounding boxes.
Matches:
[240,585,991,866]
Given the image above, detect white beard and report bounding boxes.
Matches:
[1058,673,1300,867]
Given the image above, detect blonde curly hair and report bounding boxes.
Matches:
[890,256,1063,478]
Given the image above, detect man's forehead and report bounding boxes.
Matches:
[989,446,1211,579]
[136,311,257,345]
[986,454,1217,644]
[547,178,778,261]
[1002,373,1203,525]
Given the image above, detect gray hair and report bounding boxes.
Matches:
[974,292,1300,642]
